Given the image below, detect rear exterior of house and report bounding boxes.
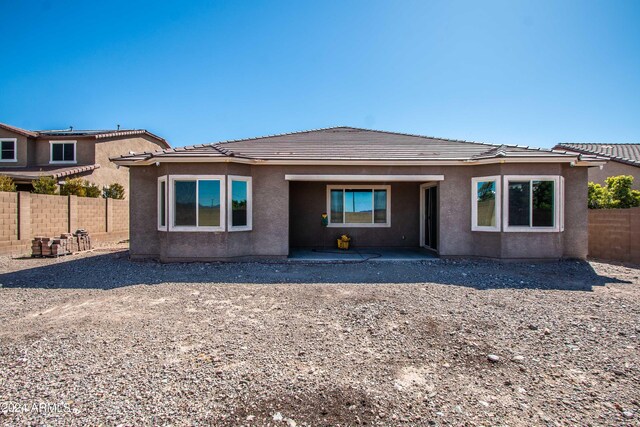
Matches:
[554,143,640,190]
[113,127,604,262]
[0,122,170,194]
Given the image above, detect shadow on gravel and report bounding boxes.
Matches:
[0,249,633,291]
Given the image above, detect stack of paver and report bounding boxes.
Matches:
[31,230,92,258]
[75,229,92,252]
[31,237,45,257]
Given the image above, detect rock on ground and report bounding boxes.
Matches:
[0,247,639,425]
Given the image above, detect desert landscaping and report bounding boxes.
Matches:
[0,247,639,426]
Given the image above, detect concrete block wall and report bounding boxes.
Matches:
[0,191,130,255]
[78,197,107,233]
[588,207,640,264]
[111,199,129,232]
[0,192,18,253]
[30,193,69,237]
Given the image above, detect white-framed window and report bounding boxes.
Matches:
[471,176,501,232]
[168,175,226,232]
[50,141,77,164]
[227,176,252,231]
[0,138,17,162]
[503,175,562,232]
[559,176,565,232]
[326,185,391,228]
[158,176,167,231]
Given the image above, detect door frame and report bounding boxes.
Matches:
[419,182,438,251]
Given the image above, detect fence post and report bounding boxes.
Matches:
[106,198,113,233]
[68,195,78,233]
[17,191,31,240]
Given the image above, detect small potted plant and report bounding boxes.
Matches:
[337,234,351,250]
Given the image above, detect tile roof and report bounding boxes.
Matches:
[0,123,38,137]
[0,164,100,182]
[554,143,640,167]
[0,122,170,148]
[112,126,604,165]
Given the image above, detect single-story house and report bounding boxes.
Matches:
[112,127,605,262]
[553,143,640,189]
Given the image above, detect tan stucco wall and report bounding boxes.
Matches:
[32,137,96,167]
[587,160,640,190]
[0,129,29,168]
[87,135,168,195]
[128,162,589,262]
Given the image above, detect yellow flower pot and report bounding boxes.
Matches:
[337,239,350,250]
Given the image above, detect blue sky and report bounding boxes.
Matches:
[1,0,639,148]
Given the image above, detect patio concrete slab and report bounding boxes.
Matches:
[288,247,438,262]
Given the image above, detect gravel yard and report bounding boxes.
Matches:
[1,247,639,426]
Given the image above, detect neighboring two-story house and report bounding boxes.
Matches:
[0,122,170,194]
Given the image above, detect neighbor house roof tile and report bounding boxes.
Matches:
[0,123,39,137]
[0,123,170,148]
[554,143,640,167]
[0,164,100,182]
[38,128,170,148]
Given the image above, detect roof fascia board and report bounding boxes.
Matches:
[113,156,600,167]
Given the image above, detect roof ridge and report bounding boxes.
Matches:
[337,126,505,148]
[209,125,557,152]
[211,126,346,146]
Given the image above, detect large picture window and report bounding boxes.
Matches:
[168,175,226,231]
[503,176,562,232]
[471,176,501,231]
[326,185,391,227]
[50,141,76,163]
[227,176,252,231]
[0,138,17,162]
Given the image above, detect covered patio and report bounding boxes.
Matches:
[286,174,443,256]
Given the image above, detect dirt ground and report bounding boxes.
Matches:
[0,247,639,426]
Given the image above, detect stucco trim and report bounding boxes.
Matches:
[471,176,502,232]
[157,176,168,231]
[326,185,392,228]
[49,140,77,164]
[0,138,18,162]
[168,175,227,232]
[502,175,562,233]
[227,175,253,232]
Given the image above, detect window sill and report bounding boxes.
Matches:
[0,159,17,163]
[503,227,560,233]
[229,227,252,232]
[168,226,225,232]
[471,227,500,232]
[49,161,77,165]
[327,223,391,228]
